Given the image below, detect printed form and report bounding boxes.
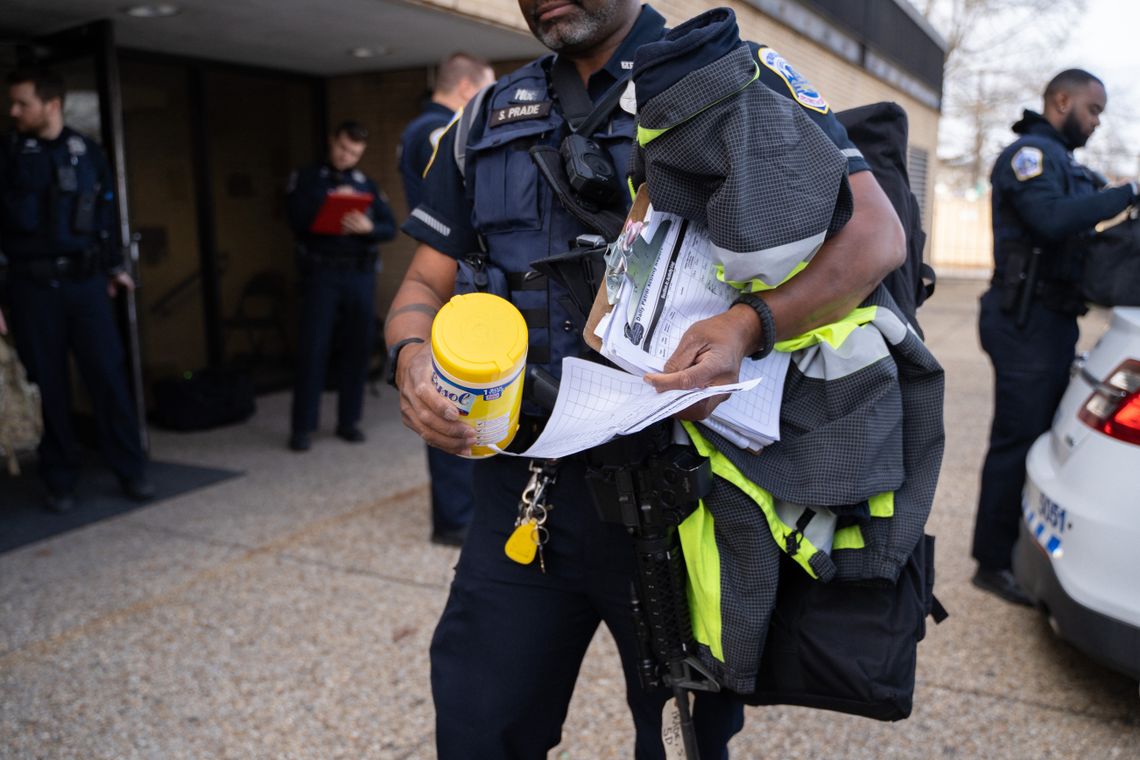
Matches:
[501,206,786,459]
[596,209,789,450]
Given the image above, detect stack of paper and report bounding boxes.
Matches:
[502,359,761,460]
[594,207,789,451]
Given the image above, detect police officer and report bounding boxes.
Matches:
[398,53,495,546]
[0,67,152,514]
[286,121,396,452]
[972,69,1139,605]
[386,1,905,756]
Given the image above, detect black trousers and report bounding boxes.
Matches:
[7,273,146,494]
[430,454,744,759]
[290,266,375,435]
[973,287,1078,570]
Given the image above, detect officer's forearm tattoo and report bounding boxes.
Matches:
[389,303,438,320]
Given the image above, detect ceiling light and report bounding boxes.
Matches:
[122,4,181,18]
[348,46,390,59]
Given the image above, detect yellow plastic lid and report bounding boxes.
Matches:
[431,293,528,384]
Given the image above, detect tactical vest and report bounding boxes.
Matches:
[465,57,636,386]
[1,128,106,259]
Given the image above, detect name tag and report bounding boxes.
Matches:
[490,101,552,127]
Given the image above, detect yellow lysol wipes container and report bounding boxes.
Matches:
[430,292,527,459]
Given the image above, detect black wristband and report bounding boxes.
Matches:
[385,337,426,389]
[731,293,776,361]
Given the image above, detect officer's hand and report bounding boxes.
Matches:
[331,185,356,195]
[341,210,374,235]
[0,308,7,336]
[643,306,760,421]
[107,271,135,297]
[396,341,477,455]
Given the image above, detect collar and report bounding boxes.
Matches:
[425,101,455,119]
[1012,109,1069,149]
[590,4,667,94]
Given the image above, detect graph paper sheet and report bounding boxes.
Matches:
[502,358,760,460]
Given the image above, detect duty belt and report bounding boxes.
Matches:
[8,251,98,281]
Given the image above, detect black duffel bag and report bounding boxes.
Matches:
[152,368,256,431]
[1082,209,1140,307]
[740,534,946,721]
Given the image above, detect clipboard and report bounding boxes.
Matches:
[583,185,651,352]
[309,192,374,235]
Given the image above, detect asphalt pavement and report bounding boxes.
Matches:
[1,277,1137,759]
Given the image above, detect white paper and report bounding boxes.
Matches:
[499,358,761,460]
[599,209,789,450]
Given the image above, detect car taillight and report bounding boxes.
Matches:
[1078,359,1140,445]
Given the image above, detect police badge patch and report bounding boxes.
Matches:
[1011,146,1044,181]
[67,135,87,156]
[757,46,829,114]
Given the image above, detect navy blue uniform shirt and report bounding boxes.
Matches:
[398,102,456,212]
[0,126,116,266]
[991,109,1137,278]
[286,162,396,259]
[402,5,869,262]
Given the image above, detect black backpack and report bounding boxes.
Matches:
[837,103,936,335]
[1082,207,1140,307]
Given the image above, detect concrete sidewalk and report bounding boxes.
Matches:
[2,278,1138,759]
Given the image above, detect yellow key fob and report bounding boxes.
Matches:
[505,519,538,565]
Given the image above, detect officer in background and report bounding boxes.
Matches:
[386,1,906,756]
[397,52,494,546]
[0,67,152,513]
[972,69,1139,605]
[398,52,494,212]
[286,121,396,452]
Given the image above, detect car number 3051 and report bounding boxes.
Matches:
[1037,494,1068,535]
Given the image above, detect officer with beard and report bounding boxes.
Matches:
[387,0,906,756]
[972,69,1139,605]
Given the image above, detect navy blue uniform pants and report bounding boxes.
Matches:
[290,266,375,435]
[6,273,146,495]
[973,287,1078,570]
[431,454,744,759]
[427,446,475,535]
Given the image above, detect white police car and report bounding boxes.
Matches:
[1015,306,1140,682]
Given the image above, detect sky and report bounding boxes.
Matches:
[1018,0,1140,173]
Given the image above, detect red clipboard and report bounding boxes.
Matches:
[309,192,374,234]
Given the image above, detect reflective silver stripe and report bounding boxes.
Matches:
[411,208,451,238]
[841,148,864,159]
[710,229,826,285]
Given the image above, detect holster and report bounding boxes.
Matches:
[998,242,1030,314]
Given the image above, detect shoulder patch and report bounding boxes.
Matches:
[285,170,298,193]
[757,46,829,114]
[1011,146,1044,182]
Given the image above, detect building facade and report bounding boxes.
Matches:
[1,0,944,402]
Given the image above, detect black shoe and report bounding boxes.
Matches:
[45,491,77,514]
[288,432,311,452]
[336,426,366,444]
[972,568,1033,607]
[120,477,157,502]
[431,526,468,547]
